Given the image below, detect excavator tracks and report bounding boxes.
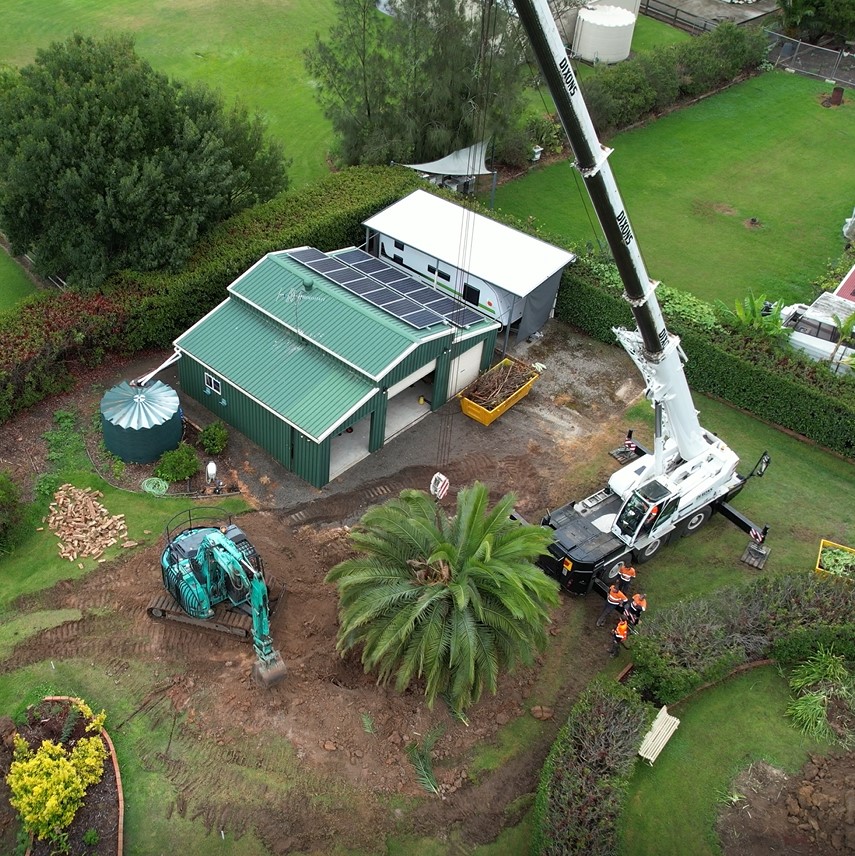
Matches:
[146,592,253,641]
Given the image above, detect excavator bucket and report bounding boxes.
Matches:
[252,653,287,689]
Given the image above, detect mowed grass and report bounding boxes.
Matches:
[492,72,855,307]
[0,0,338,189]
[619,666,830,856]
[0,250,36,307]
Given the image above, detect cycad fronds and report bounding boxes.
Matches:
[325,481,559,712]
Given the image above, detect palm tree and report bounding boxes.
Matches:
[325,481,559,713]
[829,310,855,370]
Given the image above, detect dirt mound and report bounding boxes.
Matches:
[718,752,855,855]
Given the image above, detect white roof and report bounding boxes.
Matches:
[363,190,575,298]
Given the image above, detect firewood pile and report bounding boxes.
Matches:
[464,360,539,411]
[45,484,133,562]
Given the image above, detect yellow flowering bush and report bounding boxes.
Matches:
[5,698,108,847]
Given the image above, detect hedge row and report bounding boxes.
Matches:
[628,571,854,704]
[0,166,423,423]
[582,23,769,136]
[532,679,652,856]
[558,250,855,459]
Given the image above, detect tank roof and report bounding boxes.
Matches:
[100,380,180,430]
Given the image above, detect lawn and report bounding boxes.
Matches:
[618,665,830,855]
[491,72,855,308]
[0,250,36,308]
[0,0,338,190]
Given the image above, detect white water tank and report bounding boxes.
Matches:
[572,5,637,65]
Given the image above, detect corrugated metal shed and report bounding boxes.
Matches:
[228,253,450,380]
[363,189,575,298]
[175,301,377,442]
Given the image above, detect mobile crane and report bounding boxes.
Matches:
[148,509,287,687]
[510,0,769,596]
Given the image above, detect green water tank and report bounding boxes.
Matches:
[100,381,182,463]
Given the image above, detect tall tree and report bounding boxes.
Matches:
[777,0,855,39]
[325,482,559,713]
[305,0,525,166]
[0,34,288,288]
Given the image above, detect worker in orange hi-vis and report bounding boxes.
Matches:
[626,592,647,628]
[596,583,629,627]
[618,562,636,594]
[610,617,630,657]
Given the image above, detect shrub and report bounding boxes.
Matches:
[629,572,855,704]
[532,680,653,855]
[581,23,768,135]
[199,420,229,455]
[6,699,108,848]
[772,625,855,670]
[0,470,24,550]
[154,443,199,483]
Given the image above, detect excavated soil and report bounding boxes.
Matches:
[0,322,650,853]
[717,753,855,855]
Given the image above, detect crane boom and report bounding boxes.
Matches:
[508,0,770,594]
[510,0,708,463]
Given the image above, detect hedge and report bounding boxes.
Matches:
[558,250,855,460]
[532,679,653,855]
[628,571,855,704]
[0,166,423,423]
[582,23,769,136]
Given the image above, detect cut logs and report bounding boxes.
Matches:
[46,484,129,562]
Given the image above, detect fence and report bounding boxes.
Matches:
[638,0,717,35]
[764,30,855,88]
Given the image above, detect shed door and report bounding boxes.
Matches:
[449,342,483,396]
[387,360,437,399]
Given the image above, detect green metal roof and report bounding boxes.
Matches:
[175,300,376,442]
[228,253,451,380]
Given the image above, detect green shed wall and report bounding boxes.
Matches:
[179,357,294,467]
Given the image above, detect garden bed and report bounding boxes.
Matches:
[3,696,122,856]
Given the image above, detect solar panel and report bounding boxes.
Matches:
[403,309,445,328]
[385,298,423,315]
[385,278,422,296]
[366,290,403,308]
[289,246,485,330]
[372,268,409,284]
[422,296,460,315]
[305,257,347,274]
[341,277,384,296]
[326,268,365,285]
[288,247,326,263]
[353,258,387,275]
[335,248,372,264]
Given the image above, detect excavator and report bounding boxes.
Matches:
[147,509,287,688]
[509,0,770,596]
